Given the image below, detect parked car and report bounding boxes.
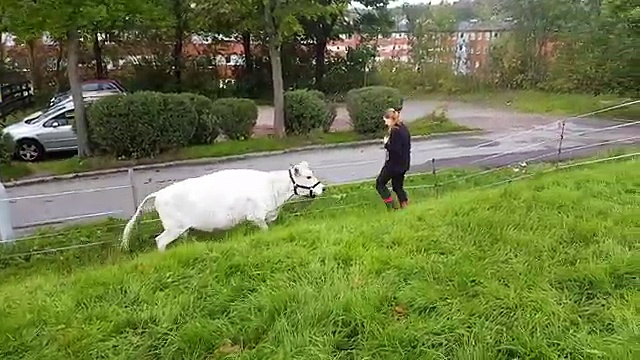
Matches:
[48,79,126,107]
[3,90,121,162]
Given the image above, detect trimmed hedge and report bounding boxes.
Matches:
[212,97,258,140]
[346,86,404,135]
[86,91,197,158]
[305,90,337,133]
[179,93,219,145]
[324,102,338,133]
[284,89,329,135]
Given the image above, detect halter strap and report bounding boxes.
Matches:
[288,168,321,197]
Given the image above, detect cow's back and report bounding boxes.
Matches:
[153,169,275,231]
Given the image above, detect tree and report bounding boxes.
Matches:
[299,0,349,88]
[5,0,165,158]
[256,0,331,138]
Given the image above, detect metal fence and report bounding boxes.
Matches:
[0,100,638,251]
[0,79,34,122]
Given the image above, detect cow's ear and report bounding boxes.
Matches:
[293,166,301,176]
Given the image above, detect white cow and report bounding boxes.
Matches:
[120,161,324,251]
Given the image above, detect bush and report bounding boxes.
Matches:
[283,90,329,135]
[86,91,197,158]
[346,86,403,135]
[301,89,336,133]
[0,133,15,164]
[179,93,219,145]
[324,102,338,133]
[211,98,258,140]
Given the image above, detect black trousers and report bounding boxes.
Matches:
[375,166,408,202]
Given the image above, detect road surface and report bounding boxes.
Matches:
[255,99,565,134]
[5,115,638,235]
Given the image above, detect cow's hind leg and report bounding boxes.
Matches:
[155,227,188,252]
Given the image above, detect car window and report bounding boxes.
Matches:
[82,83,101,91]
[43,110,74,127]
[100,82,117,91]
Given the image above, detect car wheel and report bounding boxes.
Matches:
[16,139,44,162]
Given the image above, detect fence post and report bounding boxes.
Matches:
[128,168,139,213]
[0,180,15,243]
[431,158,438,196]
[556,120,566,167]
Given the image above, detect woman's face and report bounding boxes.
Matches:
[383,116,392,127]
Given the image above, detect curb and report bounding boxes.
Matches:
[4,130,485,188]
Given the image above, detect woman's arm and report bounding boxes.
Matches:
[384,128,403,157]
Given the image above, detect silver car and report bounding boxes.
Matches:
[3,90,121,161]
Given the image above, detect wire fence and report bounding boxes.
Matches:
[0,100,638,259]
[1,150,637,260]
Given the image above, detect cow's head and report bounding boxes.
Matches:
[289,161,324,198]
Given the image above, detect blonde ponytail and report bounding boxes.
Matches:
[384,108,402,133]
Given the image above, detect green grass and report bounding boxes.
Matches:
[0,150,637,359]
[449,90,639,120]
[409,90,639,120]
[0,115,471,182]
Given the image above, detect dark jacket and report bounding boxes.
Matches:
[384,123,411,173]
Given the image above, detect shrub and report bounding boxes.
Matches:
[0,133,15,164]
[323,102,338,133]
[179,93,219,145]
[86,91,197,158]
[211,98,258,140]
[302,89,336,133]
[346,86,403,135]
[283,90,329,135]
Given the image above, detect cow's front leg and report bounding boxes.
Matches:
[252,218,269,231]
[266,209,279,223]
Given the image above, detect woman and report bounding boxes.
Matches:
[375,107,411,210]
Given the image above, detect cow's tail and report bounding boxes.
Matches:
[120,191,158,250]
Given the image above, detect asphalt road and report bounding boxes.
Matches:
[4,116,638,236]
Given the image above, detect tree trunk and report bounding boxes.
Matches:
[54,43,64,93]
[263,4,285,138]
[0,33,5,76]
[67,28,90,158]
[26,39,43,92]
[267,38,285,138]
[172,0,184,90]
[314,37,327,88]
[93,32,105,79]
[242,31,253,74]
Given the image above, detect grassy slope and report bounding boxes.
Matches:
[0,156,638,359]
[459,90,640,120]
[0,115,470,182]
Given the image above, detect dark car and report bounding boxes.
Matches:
[48,79,126,107]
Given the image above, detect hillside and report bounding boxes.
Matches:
[0,156,638,359]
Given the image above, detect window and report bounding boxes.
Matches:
[99,82,117,91]
[43,110,73,127]
[470,32,475,40]
[485,32,491,40]
[82,83,101,91]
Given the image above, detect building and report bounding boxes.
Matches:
[326,18,513,74]
[451,19,512,74]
